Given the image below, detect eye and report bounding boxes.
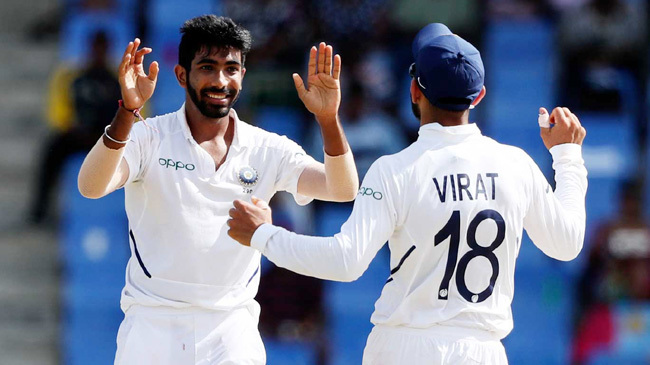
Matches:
[199,65,213,71]
[227,66,239,74]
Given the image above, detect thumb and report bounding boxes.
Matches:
[251,196,270,210]
[148,61,159,81]
[292,73,307,99]
[538,107,550,129]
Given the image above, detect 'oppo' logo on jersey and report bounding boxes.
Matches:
[159,158,196,171]
[358,187,383,200]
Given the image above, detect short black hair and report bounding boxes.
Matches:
[178,15,252,71]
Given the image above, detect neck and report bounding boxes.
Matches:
[420,106,470,127]
[185,99,232,144]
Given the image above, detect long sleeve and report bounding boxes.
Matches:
[523,144,588,261]
[251,159,396,281]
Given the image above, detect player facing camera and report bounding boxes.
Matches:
[175,15,251,120]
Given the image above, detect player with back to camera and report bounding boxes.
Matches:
[227,23,588,364]
[76,15,359,364]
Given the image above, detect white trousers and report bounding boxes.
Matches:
[362,325,508,365]
[114,304,265,365]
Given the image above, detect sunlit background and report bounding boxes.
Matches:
[0,0,648,364]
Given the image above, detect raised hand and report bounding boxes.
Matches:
[293,42,341,122]
[539,107,587,150]
[119,38,159,110]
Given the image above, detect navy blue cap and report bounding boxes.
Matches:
[411,23,484,111]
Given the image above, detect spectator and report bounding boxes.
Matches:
[306,82,407,182]
[311,0,390,57]
[222,0,313,113]
[487,0,553,19]
[557,0,647,111]
[573,179,650,363]
[29,30,120,223]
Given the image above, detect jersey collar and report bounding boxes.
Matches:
[418,122,481,138]
[177,104,243,149]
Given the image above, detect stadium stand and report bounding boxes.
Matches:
[59,154,129,365]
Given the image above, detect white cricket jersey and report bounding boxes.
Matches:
[120,105,316,312]
[251,122,587,339]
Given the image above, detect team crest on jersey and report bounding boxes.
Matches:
[237,166,259,187]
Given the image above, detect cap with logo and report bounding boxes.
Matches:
[411,23,484,111]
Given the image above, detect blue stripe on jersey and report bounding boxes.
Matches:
[129,230,151,278]
[386,245,417,283]
[246,265,260,287]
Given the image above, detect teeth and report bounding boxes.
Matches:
[206,93,227,100]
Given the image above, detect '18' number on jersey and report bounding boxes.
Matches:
[434,209,505,303]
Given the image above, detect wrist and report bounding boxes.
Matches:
[116,106,139,124]
[119,99,140,112]
[316,113,339,127]
[103,106,137,150]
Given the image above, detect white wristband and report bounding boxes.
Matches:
[104,125,130,144]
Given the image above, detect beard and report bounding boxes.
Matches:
[411,101,421,120]
[187,80,240,119]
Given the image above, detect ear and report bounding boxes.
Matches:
[410,79,422,104]
[240,67,246,89]
[174,65,187,88]
[471,86,486,107]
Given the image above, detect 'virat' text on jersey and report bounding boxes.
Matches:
[433,173,499,202]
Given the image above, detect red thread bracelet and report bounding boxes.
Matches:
[118,99,157,131]
[118,99,144,121]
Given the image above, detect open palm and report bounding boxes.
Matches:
[293,42,341,121]
[119,38,159,110]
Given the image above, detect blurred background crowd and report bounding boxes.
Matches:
[0,0,649,364]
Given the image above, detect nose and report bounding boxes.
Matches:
[210,70,228,89]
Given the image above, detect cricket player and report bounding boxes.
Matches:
[77,15,358,364]
[227,23,588,364]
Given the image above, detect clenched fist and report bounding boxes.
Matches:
[227,197,273,247]
[539,107,587,150]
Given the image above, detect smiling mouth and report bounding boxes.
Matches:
[205,92,228,100]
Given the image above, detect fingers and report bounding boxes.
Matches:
[551,107,570,128]
[233,199,247,210]
[540,106,588,149]
[120,41,135,76]
[562,107,572,121]
[308,46,317,76]
[324,44,333,75]
[566,108,586,144]
[131,38,140,62]
[577,126,587,145]
[333,54,341,80]
[120,38,152,75]
[308,42,338,77]
[292,73,307,99]
[317,42,326,74]
[119,53,132,76]
[134,47,152,65]
[122,40,134,61]
[229,200,246,221]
